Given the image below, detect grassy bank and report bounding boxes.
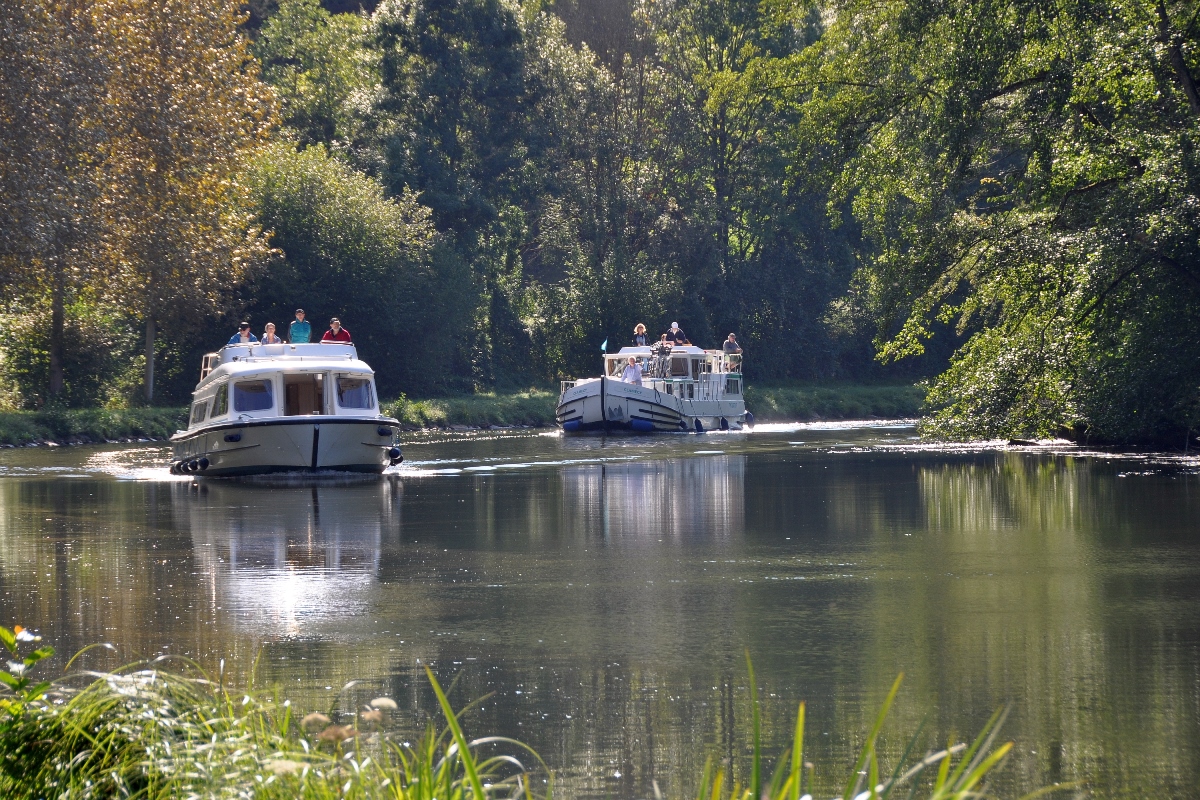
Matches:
[744,384,925,422]
[383,384,925,429]
[0,407,186,446]
[0,627,1031,800]
[0,384,925,445]
[383,390,559,428]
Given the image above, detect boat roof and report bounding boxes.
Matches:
[196,343,374,391]
[609,345,710,356]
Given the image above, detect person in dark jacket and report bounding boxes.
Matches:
[633,323,648,347]
[666,322,687,345]
[722,333,742,354]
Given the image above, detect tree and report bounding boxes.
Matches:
[102,0,276,403]
[253,0,380,152]
[0,0,115,400]
[791,0,1200,442]
[244,143,468,394]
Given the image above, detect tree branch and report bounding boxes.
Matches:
[1158,0,1200,118]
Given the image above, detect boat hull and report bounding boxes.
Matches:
[556,378,746,433]
[170,417,400,477]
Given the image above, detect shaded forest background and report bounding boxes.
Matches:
[4,0,1200,443]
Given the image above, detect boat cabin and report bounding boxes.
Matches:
[186,343,381,432]
[598,345,742,401]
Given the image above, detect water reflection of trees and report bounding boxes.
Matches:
[0,450,1198,798]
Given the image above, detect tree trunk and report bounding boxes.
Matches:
[1158,1,1200,117]
[48,267,65,399]
[144,314,155,404]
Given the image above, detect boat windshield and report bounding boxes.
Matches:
[233,379,274,413]
[336,376,374,409]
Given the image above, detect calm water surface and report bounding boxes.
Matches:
[1,424,1198,798]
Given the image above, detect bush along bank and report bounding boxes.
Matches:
[0,626,1045,800]
[0,407,186,447]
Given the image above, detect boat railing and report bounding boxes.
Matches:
[560,380,576,398]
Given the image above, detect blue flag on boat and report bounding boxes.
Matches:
[600,338,608,352]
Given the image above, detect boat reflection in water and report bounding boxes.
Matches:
[174,479,397,639]
[558,453,745,544]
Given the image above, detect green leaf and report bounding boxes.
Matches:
[0,627,15,655]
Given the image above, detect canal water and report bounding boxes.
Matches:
[0,423,1197,798]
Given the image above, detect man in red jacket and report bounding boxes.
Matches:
[321,317,352,343]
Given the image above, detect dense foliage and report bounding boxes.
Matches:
[6,0,1200,441]
[796,0,1200,443]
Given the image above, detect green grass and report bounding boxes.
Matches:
[383,384,926,429]
[383,390,560,428]
[743,384,925,422]
[0,628,1068,800]
[0,407,186,446]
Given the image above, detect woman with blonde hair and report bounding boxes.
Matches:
[633,323,648,347]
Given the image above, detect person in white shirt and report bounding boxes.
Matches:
[621,356,643,386]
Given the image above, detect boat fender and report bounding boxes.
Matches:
[562,420,582,432]
[169,462,179,475]
[677,420,688,430]
[744,411,755,428]
[630,419,655,433]
[224,433,241,443]
[187,460,200,472]
[720,417,729,430]
[387,447,403,465]
[377,426,392,436]
[198,457,210,471]
[694,418,705,433]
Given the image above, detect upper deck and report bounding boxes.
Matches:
[199,343,370,386]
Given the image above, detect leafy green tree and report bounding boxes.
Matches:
[792,0,1200,442]
[244,143,470,394]
[253,0,380,152]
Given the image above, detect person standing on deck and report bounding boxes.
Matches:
[666,322,687,346]
[633,324,648,347]
[261,322,283,344]
[621,356,643,386]
[227,322,258,345]
[722,333,742,355]
[321,317,352,342]
[289,309,311,343]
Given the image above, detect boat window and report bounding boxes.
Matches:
[671,357,689,376]
[284,373,324,416]
[336,375,374,409]
[212,383,228,417]
[725,378,740,395]
[233,379,274,412]
[189,400,208,425]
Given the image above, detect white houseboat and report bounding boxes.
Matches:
[170,342,402,477]
[556,343,752,433]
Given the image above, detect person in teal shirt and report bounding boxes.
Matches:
[289,309,311,343]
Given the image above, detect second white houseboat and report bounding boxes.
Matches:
[170,342,402,477]
[556,343,752,433]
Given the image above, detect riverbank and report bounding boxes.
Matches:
[0,407,185,447]
[383,383,925,429]
[0,384,925,446]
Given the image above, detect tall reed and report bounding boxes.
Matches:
[1,628,1073,799]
